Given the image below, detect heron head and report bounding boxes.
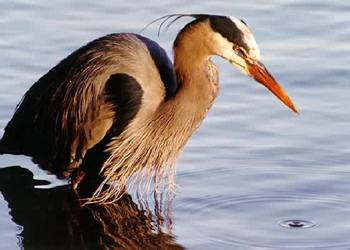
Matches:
[207,15,298,113]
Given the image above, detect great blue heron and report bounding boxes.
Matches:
[0,14,298,203]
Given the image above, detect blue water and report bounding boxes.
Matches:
[1,1,350,249]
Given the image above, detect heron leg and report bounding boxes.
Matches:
[71,169,86,190]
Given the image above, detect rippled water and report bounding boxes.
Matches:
[1,1,350,249]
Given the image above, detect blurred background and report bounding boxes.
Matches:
[0,1,350,249]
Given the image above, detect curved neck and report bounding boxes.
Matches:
[105,22,221,178]
[172,21,218,105]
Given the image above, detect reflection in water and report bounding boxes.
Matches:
[0,166,183,249]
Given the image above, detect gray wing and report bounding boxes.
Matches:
[0,33,175,177]
[0,35,136,176]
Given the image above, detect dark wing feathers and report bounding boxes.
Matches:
[0,33,174,177]
[0,34,145,176]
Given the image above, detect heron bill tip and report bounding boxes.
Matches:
[247,61,299,114]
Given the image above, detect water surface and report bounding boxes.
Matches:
[1,1,350,249]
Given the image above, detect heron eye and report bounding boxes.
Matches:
[233,46,246,57]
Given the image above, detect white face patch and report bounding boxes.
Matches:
[211,32,250,76]
[229,16,261,61]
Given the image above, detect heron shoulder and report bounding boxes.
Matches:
[91,33,178,100]
[134,34,178,99]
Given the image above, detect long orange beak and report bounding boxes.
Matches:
[247,61,298,113]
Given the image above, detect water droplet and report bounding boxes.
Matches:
[279,219,316,229]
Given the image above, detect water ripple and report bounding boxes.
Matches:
[176,194,350,249]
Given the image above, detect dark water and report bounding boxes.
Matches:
[1,1,350,249]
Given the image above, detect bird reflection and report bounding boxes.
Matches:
[0,166,183,250]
